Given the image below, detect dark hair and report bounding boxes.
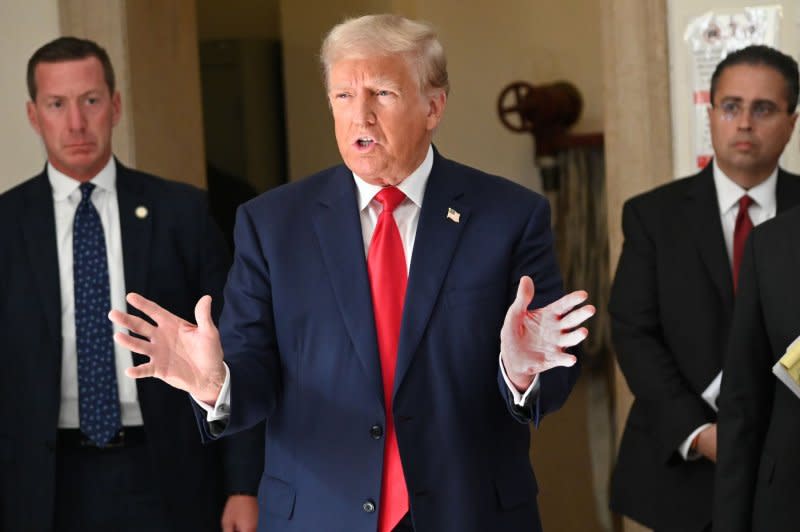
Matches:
[710,44,800,113]
[27,36,116,101]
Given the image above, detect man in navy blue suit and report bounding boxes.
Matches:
[0,37,261,531]
[110,14,594,532]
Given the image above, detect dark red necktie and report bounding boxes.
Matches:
[732,194,754,292]
[367,186,408,531]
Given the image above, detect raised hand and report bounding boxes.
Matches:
[500,276,595,391]
[108,293,227,404]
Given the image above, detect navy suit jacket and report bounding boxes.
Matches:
[0,161,263,531]
[198,151,578,532]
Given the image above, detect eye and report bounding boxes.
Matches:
[48,99,63,109]
[86,96,99,105]
[376,89,395,97]
[720,101,740,116]
[752,101,777,119]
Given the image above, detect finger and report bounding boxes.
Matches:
[125,292,174,325]
[113,331,154,355]
[546,290,589,316]
[558,304,596,329]
[549,351,578,367]
[108,309,155,337]
[194,295,216,331]
[125,362,155,379]
[557,327,589,348]
[507,275,535,319]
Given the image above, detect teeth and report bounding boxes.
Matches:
[357,138,374,146]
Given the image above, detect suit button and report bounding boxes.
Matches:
[363,499,376,513]
[370,424,383,439]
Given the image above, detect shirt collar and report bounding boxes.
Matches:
[353,145,433,211]
[712,159,777,214]
[47,157,117,201]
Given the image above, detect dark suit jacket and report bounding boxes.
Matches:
[0,161,263,531]
[608,164,800,530]
[714,204,800,532]
[194,151,578,532]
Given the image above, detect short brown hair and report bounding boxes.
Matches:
[27,36,116,100]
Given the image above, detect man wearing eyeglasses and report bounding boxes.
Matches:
[609,45,800,532]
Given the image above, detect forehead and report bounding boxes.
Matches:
[34,56,107,97]
[328,54,416,88]
[714,63,788,103]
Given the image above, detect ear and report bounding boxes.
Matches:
[706,105,713,123]
[789,111,798,130]
[425,89,447,131]
[26,101,41,135]
[111,91,122,127]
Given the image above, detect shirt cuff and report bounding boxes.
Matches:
[701,371,722,412]
[679,423,713,460]
[499,354,540,406]
[190,363,232,422]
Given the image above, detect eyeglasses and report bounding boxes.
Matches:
[713,100,785,122]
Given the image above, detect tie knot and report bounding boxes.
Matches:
[79,182,96,202]
[374,186,406,213]
[738,194,754,211]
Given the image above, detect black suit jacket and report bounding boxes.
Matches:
[0,161,263,531]
[714,204,800,532]
[608,163,800,530]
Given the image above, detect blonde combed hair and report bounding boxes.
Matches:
[320,14,449,95]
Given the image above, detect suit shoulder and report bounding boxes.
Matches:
[623,172,699,212]
[0,173,44,200]
[239,164,346,213]
[438,157,547,208]
[120,166,208,205]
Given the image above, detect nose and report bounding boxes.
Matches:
[353,94,376,126]
[736,107,752,131]
[66,101,87,132]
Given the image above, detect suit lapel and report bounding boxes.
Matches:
[311,168,384,404]
[395,154,469,396]
[22,171,61,341]
[777,170,800,285]
[686,166,734,309]
[776,169,800,214]
[116,162,152,304]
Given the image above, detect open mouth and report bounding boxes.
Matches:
[356,136,375,148]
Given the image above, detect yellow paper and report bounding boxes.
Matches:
[779,337,800,383]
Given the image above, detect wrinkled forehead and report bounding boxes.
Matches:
[326,52,419,89]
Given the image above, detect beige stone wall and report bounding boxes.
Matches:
[0,0,61,192]
[603,1,672,531]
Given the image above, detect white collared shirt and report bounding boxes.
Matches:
[713,161,777,265]
[49,157,144,428]
[352,145,432,271]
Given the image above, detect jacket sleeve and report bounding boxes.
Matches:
[609,200,713,462]
[498,196,580,425]
[197,196,266,495]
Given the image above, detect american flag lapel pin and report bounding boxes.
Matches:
[446,207,460,223]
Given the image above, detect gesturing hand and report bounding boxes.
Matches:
[500,276,595,391]
[108,293,227,405]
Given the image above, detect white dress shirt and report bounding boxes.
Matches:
[678,160,777,459]
[49,158,144,428]
[197,145,537,420]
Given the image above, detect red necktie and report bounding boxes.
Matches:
[367,186,409,531]
[732,194,754,292]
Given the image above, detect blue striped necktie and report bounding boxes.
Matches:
[73,182,122,446]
